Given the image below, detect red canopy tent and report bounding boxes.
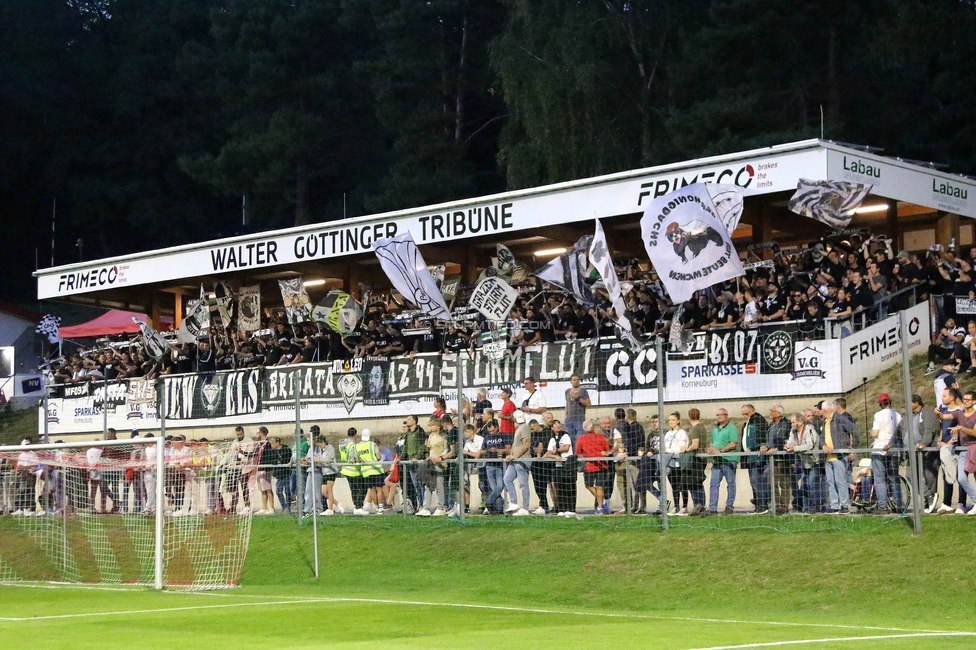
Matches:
[59,309,148,338]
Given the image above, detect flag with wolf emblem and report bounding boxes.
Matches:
[372,233,452,320]
[788,179,873,228]
[532,235,595,304]
[237,285,261,331]
[640,183,744,304]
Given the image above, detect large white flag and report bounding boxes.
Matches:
[532,235,595,304]
[469,275,519,322]
[707,184,745,235]
[372,233,451,320]
[589,219,640,350]
[788,178,873,228]
[640,183,745,304]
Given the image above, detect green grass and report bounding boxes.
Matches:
[2,515,976,648]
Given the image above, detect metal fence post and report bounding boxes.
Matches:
[456,364,465,522]
[42,389,50,444]
[656,336,667,530]
[899,310,922,534]
[293,373,302,526]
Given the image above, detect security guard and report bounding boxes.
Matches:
[338,427,361,513]
[355,429,383,515]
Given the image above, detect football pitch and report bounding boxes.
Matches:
[2,516,974,649]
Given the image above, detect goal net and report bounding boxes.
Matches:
[0,437,253,590]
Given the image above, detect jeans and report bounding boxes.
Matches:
[404,464,425,511]
[708,461,737,511]
[485,463,505,512]
[800,465,824,512]
[564,421,585,447]
[870,454,901,509]
[956,449,976,506]
[275,474,293,512]
[504,461,531,510]
[825,457,850,510]
[747,462,770,511]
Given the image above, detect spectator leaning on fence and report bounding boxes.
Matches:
[706,408,739,515]
[869,394,903,513]
[822,399,858,514]
[762,404,792,514]
[901,394,941,513]
[786,412,820,514]
[740,404,770,514]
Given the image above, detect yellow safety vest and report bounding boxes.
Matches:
[355,441,382,477]
[339,441,361,478]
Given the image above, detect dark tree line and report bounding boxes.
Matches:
[1,0,974,302]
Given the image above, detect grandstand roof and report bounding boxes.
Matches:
[33,139,976,314]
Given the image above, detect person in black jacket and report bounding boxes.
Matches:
[265,437,294,513]
[740,405,770,514]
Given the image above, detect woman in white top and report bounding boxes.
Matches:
[544,420,575,515]
[664,413,690,515]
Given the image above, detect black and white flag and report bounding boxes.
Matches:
[589,219,640,351]
[372,233,452,320]
[532,235,595,304]
[469,275,519,322]
[788,179,873,229]
[278,277,312,324]
[177,289,210,343]
[640,183,745,304]
[133,317,170,361]
[213,281,234,326]
[237,285,261,331]
[707,184,745,235]
[36,314,61,344]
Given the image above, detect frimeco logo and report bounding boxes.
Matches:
[57,265,119,292]
[638,164,756,205]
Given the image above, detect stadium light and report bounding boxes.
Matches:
[851,204,889,214]
[534,247,567,257]
[303,279,327,287]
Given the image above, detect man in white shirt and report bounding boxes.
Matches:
[519,376,546,416]
[462,424,484,513]
[869,393,902,512]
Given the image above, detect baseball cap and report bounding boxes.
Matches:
[896,250,909,259]
[513,411,526,424]
[877,393,890,403]
[361,428,371,441]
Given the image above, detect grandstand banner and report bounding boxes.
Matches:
[162,369,262,420]
[640,183,745,304]
[264,359,390,413]
[237,284,262,331]
[839,301,930,392]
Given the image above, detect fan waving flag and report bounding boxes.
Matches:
[372,233,452,320]
[788,179,873,228]
[640,183,745,304]
[532,235,595,305]
[36,314,61,344]
[589,219,641,351]
[133,318,170,360]
[311,289,363,335]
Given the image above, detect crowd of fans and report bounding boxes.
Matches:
[45,229,961,384]
[7,367,975,518]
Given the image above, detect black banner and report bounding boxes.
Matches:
[264,358,390,414]
[759,330,794,375]
[706,328,760,366]
[594,340,662,392]
[162,368,262,420]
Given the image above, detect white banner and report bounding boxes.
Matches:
[640,183,745,304]
[590,219,640,349]
[469,276,518,321]
[955,297,976,315]
[840,301,930,392]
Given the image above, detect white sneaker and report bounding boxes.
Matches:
[238,507,251,516]
[513,508,530,517]
[203,509,214,515]
[353,508,369,516]
[937,504,955,514]
[447,504,460,517]
[967,507,976,516]
[323,509,334,516]
[11,510,24,516]
[365,502,377,514]
[36,510,47,517]
[924,363,936,375]
[531,506,546,515]
[172,510,186,517]
[432,507,447,517]
[336,504,345,515]
[504,503,519,513]
[23,510,37,517]
[416,508,432,517]
[954,507,967,515]
[376,505,385,514]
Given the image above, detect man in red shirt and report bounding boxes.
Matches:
[576,420,611,514]
[499,387,516,435]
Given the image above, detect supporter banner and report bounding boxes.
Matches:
[278,277,312,324]
[162,368,262,420]
[469,276,518,321]
[840,301,930,392]
[126,378,156,404]
[955,297,976,315]
[593,339,661,392]
[178,296,210,343]
[92,380,129,413]
[705,328,760,367]
[237,285,262,331]
[264,358,391,413]
[372,233,451,320]
[55,382,93,399]
[311,289,362,335]
[640,183,745,304]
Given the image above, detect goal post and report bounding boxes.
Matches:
[0,436,253,590]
